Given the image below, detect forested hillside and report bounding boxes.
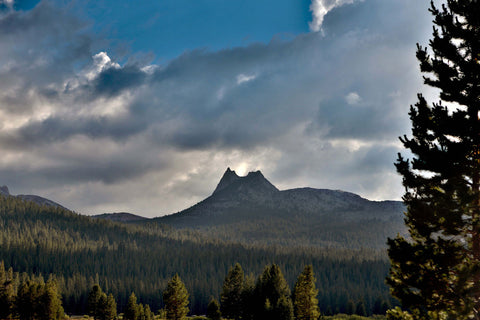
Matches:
[0,194,395,315]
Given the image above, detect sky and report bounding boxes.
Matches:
[0,0,437,217]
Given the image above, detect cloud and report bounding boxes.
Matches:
[345,92,361,105]
[0,0,432,216]
[309,0,360,32]
[236,73,257,84]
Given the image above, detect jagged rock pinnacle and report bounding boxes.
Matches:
[212,168,279,196]
[213,168,241,195]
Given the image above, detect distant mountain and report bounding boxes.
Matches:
[155,168,406,249]
[0,185,66,209]
[93,212,149,223]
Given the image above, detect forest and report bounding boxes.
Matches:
[0,194,395,316]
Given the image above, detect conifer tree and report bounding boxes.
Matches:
[254,264,293,320]
[124,292,139,320]
[39,279,64,320]
[163,274,189,320]
[143,304,154,320]
[0,262,14,319]
[387,1,480,319]
[88,284,104,320]
[17,281,41,320]
[137,303,145,320]
[240,273,256,320]
[221,263,244,320]
[274,296,294,320]
[206,298,221,320]
[100,293,117,320]
[293,265,320,320]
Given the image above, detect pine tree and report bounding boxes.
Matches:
[240,273,256,320]
[163,274,189,320]
[0,262,14,319]
[124,292,139,320]
[254,264,293,320]
[274,296,294,320]
[88,284,104,320]
[293,265,320,320]
[137,303,145,320]
[355,300,367,317]
[38,279,64,320]
[100,293,117,320]
[221,263,244,320]
[17,281,41,320]
[143,304,154,320]
[387,1,480,319]
[206,298,221,320]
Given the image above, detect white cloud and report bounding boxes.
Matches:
[309,0,360,32]
[236,73,257,85]
[84,52,120,81]
[345,92,361,105]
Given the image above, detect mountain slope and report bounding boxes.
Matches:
[155,169,406,249]
[0,185,66,209]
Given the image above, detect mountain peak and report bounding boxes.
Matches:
[212,168,241,195]
[212,168,278,197]
[0,185,10,196]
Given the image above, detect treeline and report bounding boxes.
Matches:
[0,195,395,315]
[0,260,388,320]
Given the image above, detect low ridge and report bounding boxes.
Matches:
[93,212,149,223]
[0,185,65,209]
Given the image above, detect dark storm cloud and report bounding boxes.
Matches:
[0,1,93,114]
[90,65,147,97]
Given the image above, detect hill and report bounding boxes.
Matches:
[0,185,66,209]
[154,168,406,249]
[93,212,149,223]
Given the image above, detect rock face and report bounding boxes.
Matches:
[212,168,241,195]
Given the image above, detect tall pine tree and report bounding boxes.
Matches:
[124,293,139,320]
[387,1,480,319]
[293,265,320,320]
[88,284,104,320]
[163,274,189,320]
[254,264,293,320]
[221,263,244,320]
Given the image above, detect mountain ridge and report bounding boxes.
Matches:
[154,168,405,249]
